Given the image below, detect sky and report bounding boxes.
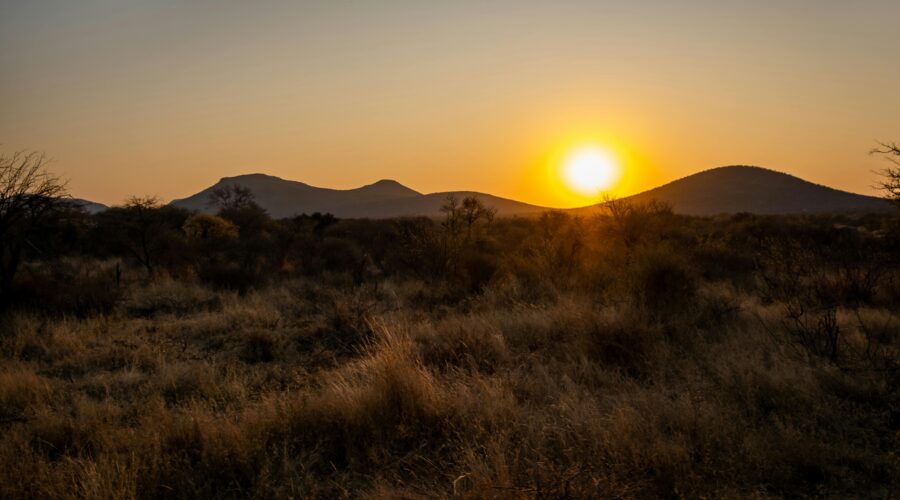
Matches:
[2,0,899,208]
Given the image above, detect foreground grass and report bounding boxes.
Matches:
[0,277,896,499]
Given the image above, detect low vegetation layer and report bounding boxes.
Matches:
[1,189,898,498]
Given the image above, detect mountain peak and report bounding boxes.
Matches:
[693,165,800,178]
[357,179,421,197]
[218,173,287,183]
[370,178,403,186]
[170,173,539,218]
[618,165,888,215]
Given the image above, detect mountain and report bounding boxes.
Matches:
[170,167,890,219]
[67,198,108,214]
[170,173,547,218]
[573,166,890,216]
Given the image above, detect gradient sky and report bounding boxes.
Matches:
[2,0,899,207]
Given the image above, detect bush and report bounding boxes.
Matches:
[0,367,49,422]
[11,259,121,317]
[197,259,264,293]
[123,279,221,318]
[628,248,698,319]
[417,317,509,373]
[582,310,660,377]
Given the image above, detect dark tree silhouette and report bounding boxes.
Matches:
[208,184,257,211]
[120,196,165,275]
[873,141,900,207]
[98,196,189,276]
[0,151,67,303]
[601,195,673,250]
[440,194,495,242]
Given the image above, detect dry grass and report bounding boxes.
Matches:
[0,272,896,498]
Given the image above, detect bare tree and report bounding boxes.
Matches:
[434,194,497,279]
[120,196,165,275]
[0,151,67,302]
[461,196,496,241]
[440,194,463,237]
[208,184,257,211]
[872,141,900,207]
[440,194,495,242]
[600,195,673,251]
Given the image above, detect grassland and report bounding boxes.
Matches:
[1,203,898,498]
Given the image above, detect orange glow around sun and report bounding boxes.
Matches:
[562,146,620,195]
[522,132,648,208]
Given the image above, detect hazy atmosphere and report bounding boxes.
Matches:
[3,0,899,207]
[2,2,899,498]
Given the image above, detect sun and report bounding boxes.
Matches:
[562,145,620,196]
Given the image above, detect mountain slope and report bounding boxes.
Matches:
[67,198,108,214]
[170,173,546,218]
[171,167,889,219]
[574,166,889,216]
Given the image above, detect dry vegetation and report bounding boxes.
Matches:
[1,179,898,497]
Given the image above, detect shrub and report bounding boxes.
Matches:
[582,310,660,377]
[11,259,121,317]
[123,279,221,318]
[183,213,239,240]
[282,330,455,472]
[417,317,509,373]
[628,248,698,319]
[197,259,266,293]
[0,367,50,422]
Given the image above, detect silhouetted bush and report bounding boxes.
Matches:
[628,248,698,319]
[583,312,660,377]
[691,240,756,285]
[92,199,192,276]
[11,259,121,317]
[197,259,265,293]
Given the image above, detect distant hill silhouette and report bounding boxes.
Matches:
[170,173,547,218]
[572,166,890,216]
[67,198,108,214]
[169,167,889,218]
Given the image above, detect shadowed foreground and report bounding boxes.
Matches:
[1,206,898,498]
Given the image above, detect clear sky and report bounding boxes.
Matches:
[2,0,899,207]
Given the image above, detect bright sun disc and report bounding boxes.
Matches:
[562,146,619,195]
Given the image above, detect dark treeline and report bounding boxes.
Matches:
[9,185,900,331]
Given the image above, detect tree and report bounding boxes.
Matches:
[0,151,67,303]
[97,197,190,276]
[460,196,496,241]
[600,195,673,250]
[528,211,585,288]
[440,194,495,243]
[208,184,257,211]
[183,213,239,241]
[436,195,498,286]
[206,184,271,241]
[121,196,165,275]
[873,141,900,207]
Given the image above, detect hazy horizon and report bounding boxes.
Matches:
[3,0,899,207]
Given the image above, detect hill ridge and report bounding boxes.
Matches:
[606,165,888,215]
[168,166,889,218]
[170,175,544,218]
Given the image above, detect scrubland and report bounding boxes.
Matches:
[1,200,898,498]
